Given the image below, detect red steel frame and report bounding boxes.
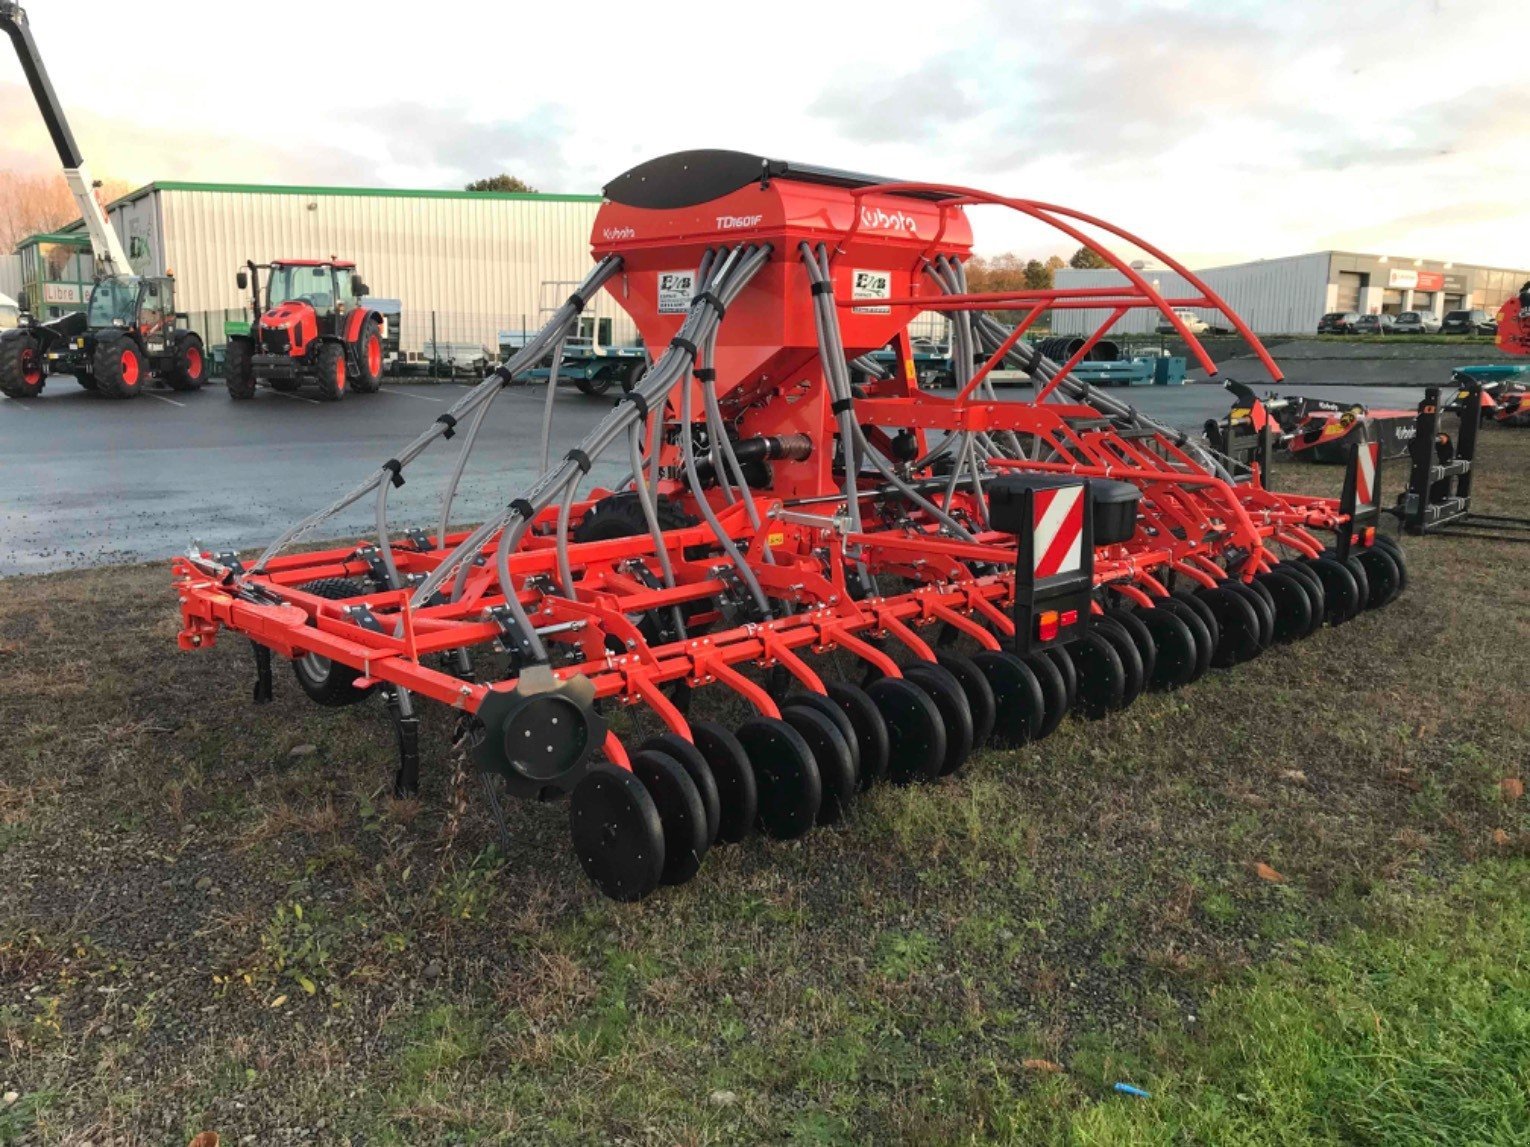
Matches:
[175,165,1357,775]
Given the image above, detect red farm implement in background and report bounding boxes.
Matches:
[173,151,1408,901]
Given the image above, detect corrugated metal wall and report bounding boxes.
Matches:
[1051,252,1332,336]
[112,187,631,353]
[0,254,22,302]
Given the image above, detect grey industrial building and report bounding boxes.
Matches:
[1052,251,1530,336]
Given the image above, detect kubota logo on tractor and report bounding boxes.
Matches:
[860,206,919,234]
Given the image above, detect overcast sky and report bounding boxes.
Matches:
[3,0,1525,268]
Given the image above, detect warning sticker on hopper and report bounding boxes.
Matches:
[658,270,696,314]
[851,269,891,314]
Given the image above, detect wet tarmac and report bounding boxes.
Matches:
[0,348,1456,576]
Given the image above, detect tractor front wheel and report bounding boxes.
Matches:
[315,341,348,402]
[167,333,207,391]
[0,333,46,399]
[225,338,256,399]
[95,338,146,399]
[352,321,384,393]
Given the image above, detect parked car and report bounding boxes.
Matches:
[1442,309,1497,335]
[1156,309,1211,335]
[1391,311,1442,335]
[1355,313,1396,335]
[1317,310,1361,334]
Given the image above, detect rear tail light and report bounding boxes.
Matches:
[1037,610,1060,643]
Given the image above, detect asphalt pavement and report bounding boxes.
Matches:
[0,348,1456,576]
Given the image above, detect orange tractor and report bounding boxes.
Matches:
[225,260,385,401]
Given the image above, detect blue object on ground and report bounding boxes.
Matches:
[1113,1082,1151,1098]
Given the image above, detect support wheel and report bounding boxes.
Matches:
[1256,569,1313,643]
[629,749,708,885]
[1372,535,1408,593]
[1044,645,1078,714]
[1105,608,1158,689]
[866,676,944,784]
[569,764,664,902]
[736,717,820,839]
[291,578,377,706]
[1157,597,1212,684]
[1276,561,1325,637]
[1022,651,1069,740]
[1092,616,1145,710]
[1307,556,1361,627]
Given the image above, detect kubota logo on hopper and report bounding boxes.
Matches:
[602,226,637,240]
[716,214,764,230]
[860,206,918,233]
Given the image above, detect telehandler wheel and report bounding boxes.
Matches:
[75,371,98,391]
[95,338,146,399]
[569,763,665,902]
[290,578,378,706]
[353,320,384,393]
[0,332,45,398]
[225,338,256,399]
[167,334,208,391]
[315,341,349,401]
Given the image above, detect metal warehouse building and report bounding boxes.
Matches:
[1052,251,1530,336]
[17,181,634,355]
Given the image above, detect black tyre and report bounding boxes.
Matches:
[1372,535,1408,593]
[0,333,46,398]
[1256,569,1313,643]
[315,340,348,401]
[353,320,384,393]
[780,704,856,825]
[1197,585,1262,668]
[575,369,616,397]
[94,337,145,399]
[1068,631,1125,719]
[569,763,664,902]
[1105,607,1158,687]
[1343,555,1371,616]
[935,651,996,749]
[784,693,861,784]
[902,662,974,777]
[1277,560,1325,636]
[1307,555,1361,626]
[290,578,377,706]
[75,371,98,391]
[1229,579,1275,651]
[1092,616,1144,710]
[737,716,821,839]
[1043,646,1078,715]
[574,490,696,542]
[640,733,719,848]
[167,333,208,391]
[629,749,708,885]
[1173,590,1221,654]
[825,682,889,790]
[1138,605,1199,691]
[690,721,757,844]
[970,650,1045,746]
[1022,651,1069,740]
[1356,546,1401,609]
[225,338,257,399]
[1157,597,1212,684]
[866,676,945,784]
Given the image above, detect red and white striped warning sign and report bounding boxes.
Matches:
[1355,441,1379,508]
[1033,484,1085,577]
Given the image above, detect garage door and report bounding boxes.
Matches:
[1337,271,1363,311]
[1382,289,1405,313]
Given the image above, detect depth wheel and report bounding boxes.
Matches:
[1343,555,1371,617]
[1173,590,1221,654]
[736,716,820,839]
[825,682,889,790]
[971,650,1045,746]
[902,662,974,777]
[780,703,856,825]
[866,676,944,784]
[785,693,861,784]
[1372,535,1408,593]
[690,721,757,844]
[569,764,665,902]
[629,749,708,886]
[291,578,377,706]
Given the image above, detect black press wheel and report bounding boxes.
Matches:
[1306,555,1361,626]
[1091,616,1144,710]
[1021,651,1069,740]
[1104,607,1158,687]
[1157,597,1212,684]
[1342,555,1371,616]
[901,662,974,777]
[935,651,996,750]
[629,748,708,886]
[569,763,665,902]
[970,650,1045,746]
[866,676,945,784]
[1197,585,1263,668]
[1355,546,1401,609]
[736,716,821,839]
[1371,535,1408,593]
[639,732,720,848]
[1137,605,1199,691]
[1043,645,1078,713]
[780,702,857,825]
[1276,560,1326,636]
[1067,631,1126,719]
[1228,579,1275,651]
[689,720,757,844]
[785,692,862,782]
[290,578,377,706]
[825,682,890,790]
[1256,569,1313,643]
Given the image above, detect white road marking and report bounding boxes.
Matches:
[146,392,186,408]
[274,390,322,405]
[380,388,444,403]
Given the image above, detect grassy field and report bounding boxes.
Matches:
[1,433,1527,1145]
